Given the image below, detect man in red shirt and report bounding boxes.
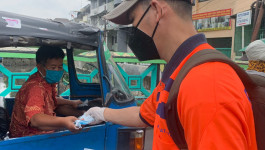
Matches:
[84,0,257,149]
[9,46,82,138]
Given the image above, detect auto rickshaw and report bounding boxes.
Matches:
[0,11,145,150]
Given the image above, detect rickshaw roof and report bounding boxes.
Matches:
[0,11,100,50]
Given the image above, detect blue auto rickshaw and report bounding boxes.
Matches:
[0,11,145,150]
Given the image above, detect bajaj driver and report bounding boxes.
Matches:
[10,46,82,137]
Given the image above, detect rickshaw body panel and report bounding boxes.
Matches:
[0,125,106,150]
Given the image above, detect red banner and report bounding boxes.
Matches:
[192,9,232,32]
[192,9,232,20]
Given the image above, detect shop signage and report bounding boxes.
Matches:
[236,10,251,27]
[192,9,232,32]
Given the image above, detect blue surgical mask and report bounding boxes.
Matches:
[45,69,64,84]
[39,68,64,84]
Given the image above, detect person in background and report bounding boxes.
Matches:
[84,0,257,149]
[9,46,82,138]
[245,39,265,77]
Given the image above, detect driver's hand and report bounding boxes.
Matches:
[62,116,80,132]
[71,100,83,108]
[84,107,106,125]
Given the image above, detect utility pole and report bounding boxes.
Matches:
[253,0,261,27]
[251,0,264,42]
[240,0,264,61]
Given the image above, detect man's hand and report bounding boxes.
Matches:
[56,96,83,108]
[30,114,81,131]
[71,100,83,108]
[62,116,80,132]
[84,107,106,125]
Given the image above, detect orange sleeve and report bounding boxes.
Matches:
[178,62,257,150]
[139,83,162,126]
[24,85,45,125]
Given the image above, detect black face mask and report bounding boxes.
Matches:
[128,5,160,61]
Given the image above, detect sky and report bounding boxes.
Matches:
[0,0,90,20]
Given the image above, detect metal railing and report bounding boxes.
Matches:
[0,62,160,101]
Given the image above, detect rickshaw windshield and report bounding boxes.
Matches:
[103,45,134,103]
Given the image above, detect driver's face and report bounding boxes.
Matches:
[38,58,63,76]
[44,58,63,71]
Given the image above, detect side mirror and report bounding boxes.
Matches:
[104,88,129,106]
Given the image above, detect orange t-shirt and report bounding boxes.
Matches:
[140,35,257,150]
[9,72,57,138]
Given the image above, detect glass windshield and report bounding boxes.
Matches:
[74,49,100,84]
[103,44,134,103]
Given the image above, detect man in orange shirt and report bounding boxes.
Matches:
[84,0,257,149]
[10,46,82,138]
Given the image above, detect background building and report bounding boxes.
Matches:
[75,0,263,60]
[89,0,131,53]
[71,4,91,23]
[193,0,260,60]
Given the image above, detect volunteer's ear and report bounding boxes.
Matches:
[151,0,166,22]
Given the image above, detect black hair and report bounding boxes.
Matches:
[36,45,65,65]
[139,0,192,20]
[166,0,192,20]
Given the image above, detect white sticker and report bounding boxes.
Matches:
[39,27,48,31]
[2,17,21,29]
